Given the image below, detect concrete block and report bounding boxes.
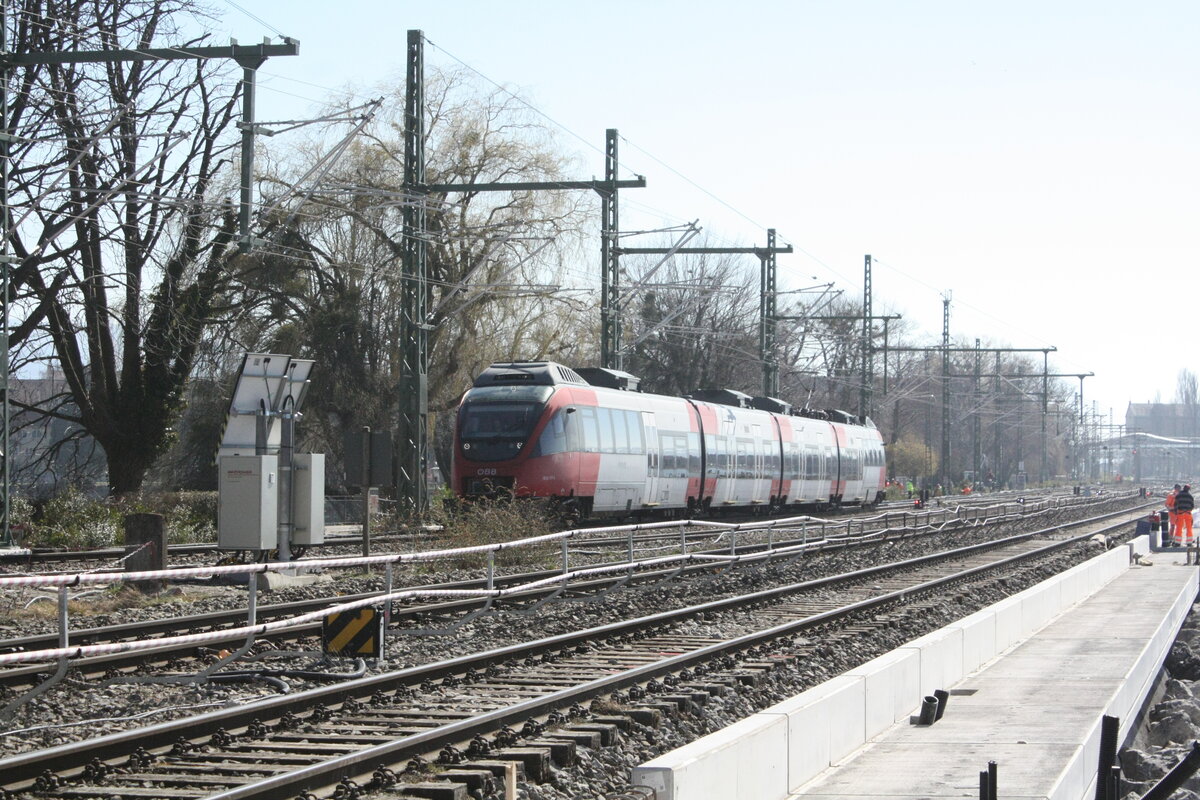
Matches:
[632,712,785,800]
[1058,565,1087,608]
[734,713,789,799]
[905,625,963,696]
[759,674,864,791]
[1045,742,1089,800]
[847,647,921,732]
[778,695,831,790]
[1020,580,1061,635]
[256,570,333,591]
[954,609,996,676]
[992,595,1024,655]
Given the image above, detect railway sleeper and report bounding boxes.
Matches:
[525,737,576,766]
[569,720,624,744]
[637,700,685,719]
[547,728,603,748]
[395,780,469,799]
[436,768,499,796]
[490,746,551,782]
[459,758,523,785]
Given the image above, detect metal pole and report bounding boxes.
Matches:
[1140,741,1200,800]
[1041,350,1049,484]
[941,295,952,489]
[760,229,779,397]
[398,29,428,515]
[600,129,621,370]
[237,64,256,253]
[58,586,68,649]
[276,396,293,562]
[861,255,872,419]
[247,570,258,627]
[0,0,10,548]
[361,426,371,560]
[380,562,392,663]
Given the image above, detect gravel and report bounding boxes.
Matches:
[0,497,1137,800]
[1118,603,1200,800]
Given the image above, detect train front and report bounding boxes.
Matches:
[451,363,581,500]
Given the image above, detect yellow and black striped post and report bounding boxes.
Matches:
[322,608,383,659]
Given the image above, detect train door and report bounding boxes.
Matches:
[750,423,765,504]
[642,410,661,508]
[826,445,839,504]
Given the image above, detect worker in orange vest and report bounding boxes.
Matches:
[1176,485,1195,546]
[1167,485,1180,544]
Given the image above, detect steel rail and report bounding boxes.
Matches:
[0,508,1135,794]
[0,500,1141,689]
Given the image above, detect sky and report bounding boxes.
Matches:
[212,1,1199,428]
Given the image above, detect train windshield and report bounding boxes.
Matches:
[458,385,553,462]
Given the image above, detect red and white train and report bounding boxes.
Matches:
[452,362,887,519]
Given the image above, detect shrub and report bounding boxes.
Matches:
[18,489,217,549]
[35,487,122,549]
[429,493,558,569]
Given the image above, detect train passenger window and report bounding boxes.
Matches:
[705,435,718,477]
[579,407,599,452]
[627,411,645,454]
[596,408,613,453]
[688,433,701,475]
[612,409,630,454]
[658,433,674,474]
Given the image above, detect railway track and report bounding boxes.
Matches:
[0,505,1142,799]
[0,495,1140,692]
[0,487,1074,569]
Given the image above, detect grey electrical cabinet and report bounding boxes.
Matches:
[292,453,326,546]
[218,455,278,550]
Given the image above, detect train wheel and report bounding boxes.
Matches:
[553,497,583,527]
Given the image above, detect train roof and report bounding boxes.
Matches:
[471,363,877,429]
[473,362,590,388]
[574,367,642,392]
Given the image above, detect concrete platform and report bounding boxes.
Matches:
[632,538,1199,800]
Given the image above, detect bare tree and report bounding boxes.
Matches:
[238,68,592,486]
[624,247,759,396]
[1178,368,1199,439]
[6,0,245,494]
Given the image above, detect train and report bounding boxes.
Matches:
[451,361,887,519]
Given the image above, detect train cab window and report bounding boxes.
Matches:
[458,389,551,462]
[532,409,568,456]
